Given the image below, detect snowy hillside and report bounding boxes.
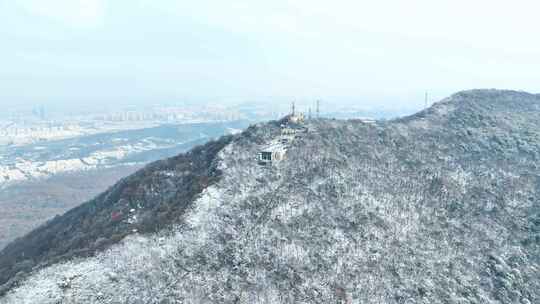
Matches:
[1,90,540,303]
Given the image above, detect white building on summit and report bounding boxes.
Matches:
[258,102,309,165]
[258,142,287,165]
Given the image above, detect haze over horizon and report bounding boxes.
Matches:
[1,0,539,109]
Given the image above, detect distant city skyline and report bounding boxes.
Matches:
[1,1,539,109]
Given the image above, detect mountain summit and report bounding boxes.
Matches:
[1,90,540,303]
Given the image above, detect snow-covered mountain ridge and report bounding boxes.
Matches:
[1,90,540,303]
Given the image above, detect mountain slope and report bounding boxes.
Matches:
[0,135,233,294]
[1,89,540,303]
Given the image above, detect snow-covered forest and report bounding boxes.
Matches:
[1,90,540,303]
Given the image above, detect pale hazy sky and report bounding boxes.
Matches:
[1,0,539,109]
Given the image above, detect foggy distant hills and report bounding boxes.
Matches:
[0,121,249,188]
